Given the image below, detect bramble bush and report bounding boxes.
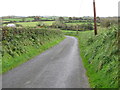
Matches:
[64,25,119,88]
[2,27,64,73]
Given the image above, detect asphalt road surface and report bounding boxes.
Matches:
[2,36,90,88]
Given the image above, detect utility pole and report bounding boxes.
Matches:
[93,0,97,35]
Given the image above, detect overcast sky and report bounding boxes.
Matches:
[0,0,119,17]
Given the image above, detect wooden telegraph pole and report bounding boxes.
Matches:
[93,0,97,35]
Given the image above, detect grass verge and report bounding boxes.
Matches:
[64,26,119,88]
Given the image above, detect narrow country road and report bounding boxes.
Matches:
[2,36,89,88]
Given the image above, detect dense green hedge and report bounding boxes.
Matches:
[2,27,64,73]
[51,21,93,31]
[64,26,119,88]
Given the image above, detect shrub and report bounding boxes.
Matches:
[2,27,64,73]
[51,21,67,29]
[15,24,23,27]
[80,23,93,30]
[37,22,48,28]
[100,17,118,28]
[78,26,118,88]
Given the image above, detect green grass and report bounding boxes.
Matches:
[65,22,100,27]
[43,21,55,25]
[2,21,9,23]
[64,26,118,88]
[25,18,34,21]
[3,18,53,22]
[3,22,38,27]
[3,21,55,27]
[40,18,53,20]
[3,18,22,21]
[16,22,39,27]
[65,22,94,25]
[15,21,55,27]
[61,30,78,32]
[3,18,35,22]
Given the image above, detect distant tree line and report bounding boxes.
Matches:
[51,21,93,31]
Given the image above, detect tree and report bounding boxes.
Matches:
[58,17,65,21]
[97,17,100,23]
[34,16,40,21]
[69,17,73,20]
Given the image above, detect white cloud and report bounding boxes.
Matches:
[0,0,119,17]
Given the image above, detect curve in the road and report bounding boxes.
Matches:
[2,36,90,88]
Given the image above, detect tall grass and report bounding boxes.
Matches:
[64,26,119,88]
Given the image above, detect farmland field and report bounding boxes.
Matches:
[65,22,93,25]
[42,21,55,25]
[3,21,55,27]
[16,22,39,27]
[65,22,99,26]
[24,18,34,21]
[62,30,77,32]
[3,18,34,21]
[16,21,55,26]
[3,18,22,21]
[2,17,53,22]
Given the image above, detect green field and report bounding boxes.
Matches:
[61,30,77,32]
[43,21,55,25]
[3,21,55,27]
[2,21,9,23]
[25,18,34,21]
[66,22,92,25]
[16,22,39,27]
[3,18,22,21]
[65,22,98,26]
[3,18,34,21]
[2,17,53,22]
[16,21,54,27]
[16,21,54,26]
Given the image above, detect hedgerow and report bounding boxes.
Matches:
[2,27,64,73]
[64,25,119,88]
